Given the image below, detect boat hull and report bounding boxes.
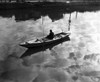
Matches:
[20,35,70,48]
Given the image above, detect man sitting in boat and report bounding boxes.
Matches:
[35,30,54,42]
[46,29,54,40]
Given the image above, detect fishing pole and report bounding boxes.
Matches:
[76,12,78,19]
[68,13,71,31]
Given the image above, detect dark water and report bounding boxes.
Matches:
[0,5,100,21]
[0,9,65,21]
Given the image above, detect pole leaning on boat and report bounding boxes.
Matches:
[68,13,71,31]
[41,16,45,52]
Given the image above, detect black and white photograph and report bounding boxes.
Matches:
[0,0,100,82]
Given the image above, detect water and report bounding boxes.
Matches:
[0,8,65,21]
[0,7,100,82]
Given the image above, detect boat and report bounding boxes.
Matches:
[19,32,70,48]
[20,15,71,58]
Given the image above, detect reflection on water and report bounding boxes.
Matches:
[0,9,100,82]
[0,9,64,21]
[0,9,41,20]
[0,5,100,21]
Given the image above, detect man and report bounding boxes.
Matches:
[35,30,54,42]
[46,30,54,40]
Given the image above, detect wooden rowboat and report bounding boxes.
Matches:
[19,32,70,48]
